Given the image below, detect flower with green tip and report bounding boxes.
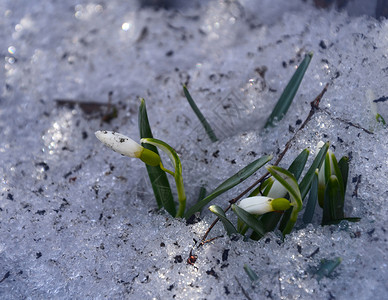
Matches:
[238,196,292,215]
[95,130,161,167]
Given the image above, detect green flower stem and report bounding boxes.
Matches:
[141,138,187,218]
[159,162,186,217]
[175,175,186,218]
[159,162,175,177]
[282,206,300,235]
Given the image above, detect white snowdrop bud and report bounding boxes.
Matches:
[238,196,291,215]
[95,131,160,166]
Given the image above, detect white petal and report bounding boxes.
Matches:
[95,131,143,158]
[238,196,273,215]
[267,179,287,199]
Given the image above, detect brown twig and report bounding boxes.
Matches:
[321,108,374,135]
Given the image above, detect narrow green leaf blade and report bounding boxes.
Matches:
[330,153,345,216]
[288,148,310,180]
[237,217,249,234]
[197,186,207,203]
[302,169,319,224]
[243,264,259,282]
[267,165,302,209]
[299,142,329,200]
[265,52,313,128]
[259,212,283,232]
[322,175,342,225]
[338,156,349,195]
[209,205,238,236]
[324,217,361,225]
[138,99,176,216]
[232,204,266,238]
[183,85,218,142]
[184,155,273,219]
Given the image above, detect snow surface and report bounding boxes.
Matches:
[1,0,388,299]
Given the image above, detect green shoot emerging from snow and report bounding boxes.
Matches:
[95,52,358,245]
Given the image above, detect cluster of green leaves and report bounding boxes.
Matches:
[303,150,360,226]
[210,143,359,240]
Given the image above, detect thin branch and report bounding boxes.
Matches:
[321,108,373,134]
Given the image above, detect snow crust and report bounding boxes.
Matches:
[1,0,387,299]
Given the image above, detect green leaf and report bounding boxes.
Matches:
[232,204,266,238]
[324,217,361,225]
[302,169,319,224]
[259,212,283,232]
[237,217,249,234]
[243,264,259,282]
[322,175,343,225]
[299,142,329,200]
[209,205,238,236]
[338,156,349,196]
[249,176,272,197]
[183,85,218,142]
[267,166,302,209]
[315,257,341,281]
[264,52,313,128]
[330,153,345,214]
[138,99,176,216]
[376,113,386,125]
[197,186,207,203]
[288,148,310,180]
[184,155,273,219]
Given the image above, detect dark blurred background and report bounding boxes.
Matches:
[140,0,388,19]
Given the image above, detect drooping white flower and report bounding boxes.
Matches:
[238,196,291,215]
[95,130,160,166]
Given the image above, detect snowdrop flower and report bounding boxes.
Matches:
[95,130,161,167]
[238,196,291,215]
